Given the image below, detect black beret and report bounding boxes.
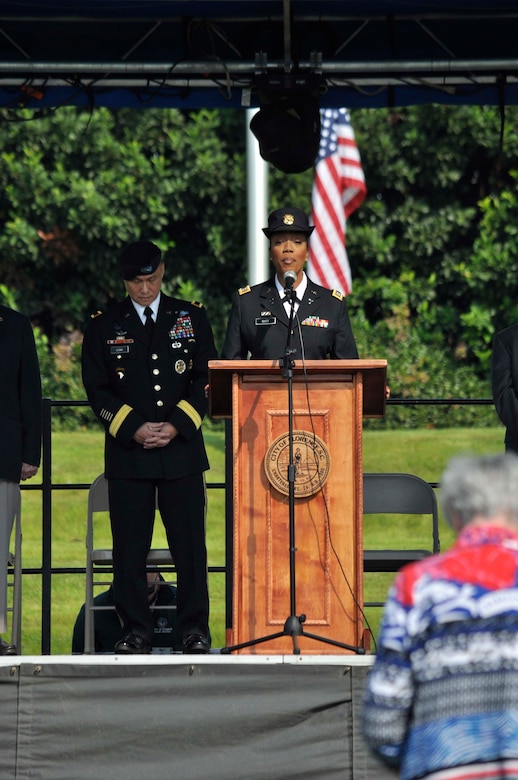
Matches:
[119,241,162,280]
[262,207,315,239]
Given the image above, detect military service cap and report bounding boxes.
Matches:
[262,207,315,239]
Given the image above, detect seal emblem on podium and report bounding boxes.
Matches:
[264,430,331,497]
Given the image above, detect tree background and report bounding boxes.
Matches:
[0,103,515,428]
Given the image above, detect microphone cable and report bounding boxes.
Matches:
[293,313,377,652]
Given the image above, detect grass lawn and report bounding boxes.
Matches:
[12,424,504,655]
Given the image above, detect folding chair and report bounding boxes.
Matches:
[363,472,440,607]
[84,474,175,654]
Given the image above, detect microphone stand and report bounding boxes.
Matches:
[222,282,365,655]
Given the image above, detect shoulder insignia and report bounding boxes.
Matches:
[191,300,203,308]
[238,285,251,296]
[90,310,103,319]
[331,289,344,301]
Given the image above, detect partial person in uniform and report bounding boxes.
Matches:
[81,240,217,654]
[0,304,41,655]
[72,570,181,653]
[492,323,518,453]
[221,206,358,361]
[362,452,518,780]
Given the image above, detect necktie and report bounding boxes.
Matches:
[281,293,298,309]
[144,306,154,340]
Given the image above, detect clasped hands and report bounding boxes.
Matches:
[134,421,178,449]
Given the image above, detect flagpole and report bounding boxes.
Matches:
[246,108,269,286]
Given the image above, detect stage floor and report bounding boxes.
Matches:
[0,653,392,780]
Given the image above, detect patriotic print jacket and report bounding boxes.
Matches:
[362,524,518,780]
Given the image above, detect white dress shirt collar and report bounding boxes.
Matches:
[132,293,160,324]
[274,272,307,302]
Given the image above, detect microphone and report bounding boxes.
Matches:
[283,270,297,291]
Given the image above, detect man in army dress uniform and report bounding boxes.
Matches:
[0,304,41,655]
[81,240,217,654]
[221,206,358,361]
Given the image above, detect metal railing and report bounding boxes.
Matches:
[21,396,495,653]
[384,396,496,487]
[26,399,226,653]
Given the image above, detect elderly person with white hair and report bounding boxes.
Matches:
[362,452,518,780]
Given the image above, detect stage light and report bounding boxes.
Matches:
[250,73,323,174]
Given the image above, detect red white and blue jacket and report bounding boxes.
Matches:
[362,524,518,780]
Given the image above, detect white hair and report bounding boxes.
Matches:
[440,452,518,529]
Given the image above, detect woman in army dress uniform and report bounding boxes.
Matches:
[221,206,358,361]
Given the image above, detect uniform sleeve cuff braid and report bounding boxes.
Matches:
[109,404,133,437]
[176,399,202,429]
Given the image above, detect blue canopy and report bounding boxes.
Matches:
[1,0,518,109]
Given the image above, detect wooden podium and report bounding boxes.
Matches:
[209,359,387,655]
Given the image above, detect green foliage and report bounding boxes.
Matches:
[39,337,93,430]
[0,106,246,349]
[0,283,16,308]
[2,103,518,417]
[354,311,496,429]
[342,105,518,376]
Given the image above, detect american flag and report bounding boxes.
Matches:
[308,108,367,295]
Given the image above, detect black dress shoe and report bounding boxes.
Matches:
[114,633,152,655]
[182,634,211,654]
[0,638,17,656]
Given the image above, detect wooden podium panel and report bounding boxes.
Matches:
[209,360,387,655]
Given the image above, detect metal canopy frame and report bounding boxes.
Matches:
[0,1,517,108]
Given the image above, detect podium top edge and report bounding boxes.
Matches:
[208,359,388,371]
[208,359,387,419]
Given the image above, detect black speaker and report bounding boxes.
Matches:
[250,92,321,174]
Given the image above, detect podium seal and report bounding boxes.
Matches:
[264,430,331,497]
